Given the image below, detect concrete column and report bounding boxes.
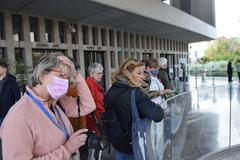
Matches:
[22,14,33,74]
[106,28,110,47]
[39,17,47,43]
[53,19,60,43]
[78,23,85,76]
[133,33,136,49]
[66,22,73,57]
[114,30,117,47]
[88,25,93,46]
[144,35,147,50]
[120,31,124,48]
[155,37,159,50]
[139,34,142,49]
[115,50,119,67]
[127,32,130,49]
[104,50,111,89]
[4,12,15,73]
[97,26,102,46]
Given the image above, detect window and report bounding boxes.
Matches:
[109,29,114,47]
[110,51,116,68]
[82,25,89,45]
[124,52,129,59]
[45,19,54,42]
[151,37,154,49]
[29,17,39,42]
[72,50,80,67]
[130,33,134,48]
[163,39,166,50]
[146,36,150,49]
[117,31,122,47]
[59,21,66,43]
[141,35,145,49]
[155,37,158,50]
[0,13,5,40]
[124,32,128,48]
[12,14,23,41]
[136,52,141,60]
[0,48,6,61]
[136,34,140,49]
[166,39,169,50]
[15,48,25,74]
[101,28,107,46]
[159,38,162,50]
[71,23,78,44]
[118,51,123,65]
[131,52,135,58]
[92,26,98,46]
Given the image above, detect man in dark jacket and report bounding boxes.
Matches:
[0,62,21,124]
[227,60,233,82]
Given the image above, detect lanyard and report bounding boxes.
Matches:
[26,91,69,139]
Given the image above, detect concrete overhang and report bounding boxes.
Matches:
[0,0,217,43]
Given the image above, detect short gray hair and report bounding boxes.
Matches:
[31,52,72,86]
[159,57,168,68]
[88,63,103,75]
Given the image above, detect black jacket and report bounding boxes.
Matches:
[104,80,164,154]
[0,74,21,118]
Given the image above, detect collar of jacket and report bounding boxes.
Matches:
[116,77,130,86]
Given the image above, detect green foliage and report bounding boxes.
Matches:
[204,37,240,62]
[189,60,237,77]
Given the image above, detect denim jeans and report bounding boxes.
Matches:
[115,150,135,160]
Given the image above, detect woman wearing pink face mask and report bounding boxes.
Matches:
[0,52,96,160]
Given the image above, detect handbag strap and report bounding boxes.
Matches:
[131,88,140,121]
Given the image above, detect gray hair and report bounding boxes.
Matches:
[88,63,103,75]
[159,57,168,68]
[31,52,72,86]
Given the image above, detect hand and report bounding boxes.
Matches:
[160,89,171,95]
[64,129,88,155]
[57,56,77,78]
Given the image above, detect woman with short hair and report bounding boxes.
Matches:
[0,52,96,160]
[158,57,173,90]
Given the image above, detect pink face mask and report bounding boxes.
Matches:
[47,76,69,100]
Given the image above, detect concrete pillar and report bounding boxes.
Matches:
[53,19,60,43]
[106,28,110,47]
[120,31,124,48]
[88,25,93,46]
[66,22,73,57]
[104,50,111,89]
[4,12,16,73]
[97,26,102,46]
[139,34,142,50]
[78,23,85,76]
[114,30,117,47]
[133,33,136,49]
[22,14,33,74]
[39,17,47,43]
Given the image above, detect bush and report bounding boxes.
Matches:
[189,60,236,77]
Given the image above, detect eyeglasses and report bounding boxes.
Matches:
[96,72,104,75]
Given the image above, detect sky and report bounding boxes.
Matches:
[189,0,240,60]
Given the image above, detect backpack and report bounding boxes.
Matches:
[101,89,129,145]
[131,89,148,160]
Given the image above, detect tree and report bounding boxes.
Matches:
[204,37,240,62]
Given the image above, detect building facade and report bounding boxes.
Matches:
[0,0,216,88]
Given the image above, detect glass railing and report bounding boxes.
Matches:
[147,83,240,160]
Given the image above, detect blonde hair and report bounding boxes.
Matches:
[31,52,74,86]
[112,58,144,87]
